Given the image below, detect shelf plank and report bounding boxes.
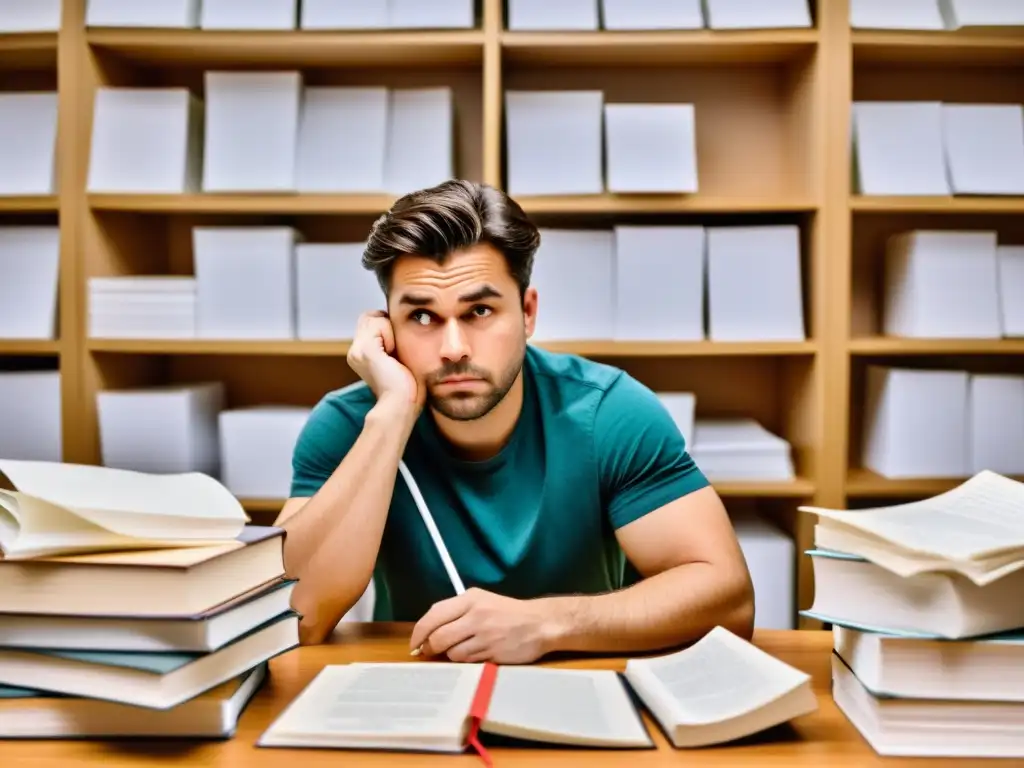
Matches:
[88,193,396,215]
[502,29,818,67]
[851,195,1024,214]
[853,30,1024,66]
[0,195,59,212]
[538,340,817,357]
[846,468,1023,498]
[87,339,817,357]
[850,337,1024,355]
[88,339,350,356]
[519,194,818,215]
[87,193,820,216]
[0,339,61,356]
[85,29,485,67]
[712,478,816,497]
[0,32,57,69]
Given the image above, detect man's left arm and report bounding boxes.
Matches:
[409,375,754,662]
[541,376,756,654]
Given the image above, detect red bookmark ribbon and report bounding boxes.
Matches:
[466,662,498,767]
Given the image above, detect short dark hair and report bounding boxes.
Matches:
[362,180,540,298]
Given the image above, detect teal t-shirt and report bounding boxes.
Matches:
[289,345,709,621]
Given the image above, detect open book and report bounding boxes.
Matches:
[0,459,249,559]
[257,627,816,754]
[799,470,1024,585]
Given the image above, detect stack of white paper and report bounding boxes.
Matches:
[529,228,614,341]
[85,0,200,27]
[0,0,61,31]
[0,92,58,195]
[852,102,950,195]
[706,225,805,342]
[0,227,60,340]
[601,0,703,29]
[388,0,474,28]
[967,374,1024,476]
[193,227,299,340]
[505,91,604,196]
[88,88,204,193]
[689,419,796,481]
[941,104,1024,196]
[942,0,1024,27]
[613,226,704,341]
[656,392,696,446]
[731,510,795,629]
[300,0,473,29]
[219,406,311,498]
[849,0,947,29]
[87,276,197,339]
[200,0,297,29]
[507,0,598,29]
[882,230,1002,339]
[203,72,302,192]
[861,365,969,478]
[998,245,1024,337]
[97,382,224,476]
[703,0,811,28]
[296,243,382,340]
[604,104,698,193]
[296,87,389,193]
[0,371,61,462]
[301,0,388,28]
[385,88,454,196]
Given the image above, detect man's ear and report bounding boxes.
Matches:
[522,286,538,339]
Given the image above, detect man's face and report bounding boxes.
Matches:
[387,243,537,421]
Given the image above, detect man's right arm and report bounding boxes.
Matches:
[275,396,416,645]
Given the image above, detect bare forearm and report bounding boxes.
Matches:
[281,399,415,643]
[542,562,754,655]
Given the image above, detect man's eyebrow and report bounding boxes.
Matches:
[459,285,502,303]
[397,294,433,307]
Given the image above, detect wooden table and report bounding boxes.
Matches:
[0,624,1004,766]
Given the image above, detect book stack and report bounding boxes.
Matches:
[689,419,796,482]
[798,471,1024,758]
[0,459,299,739]
[88,276,197,339]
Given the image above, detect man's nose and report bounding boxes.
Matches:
[439,318,470,361]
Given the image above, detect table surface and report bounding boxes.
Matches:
[0,624,1003,766]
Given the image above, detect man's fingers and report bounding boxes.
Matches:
[420,614,475,658]
[409,594,471,651]
[444,634,489,663]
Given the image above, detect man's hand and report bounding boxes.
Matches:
[347,310,423,412]
[409,588,562,665]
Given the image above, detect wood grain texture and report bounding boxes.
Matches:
[0,625,991,766]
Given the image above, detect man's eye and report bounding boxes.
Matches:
[411,311,431,325]
[470,306,492,318]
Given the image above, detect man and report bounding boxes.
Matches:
[276,179,754,662]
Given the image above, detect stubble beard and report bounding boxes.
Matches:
[426,339,526,422]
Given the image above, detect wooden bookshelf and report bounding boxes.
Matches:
[4,0,1022,632]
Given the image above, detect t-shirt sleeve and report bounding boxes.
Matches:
[289,396,363,499]
[595,373,709,529]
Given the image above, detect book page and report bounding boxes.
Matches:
[814,522,1024,585]
[627,627,810,725]
[0,461,247,540]
[259,663,483,747]
[483,667,651,747]
[802,471,1024,561]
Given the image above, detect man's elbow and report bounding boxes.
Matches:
[721,568,756,640]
